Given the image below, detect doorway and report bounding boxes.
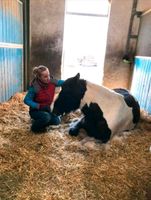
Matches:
[62,0,110,85]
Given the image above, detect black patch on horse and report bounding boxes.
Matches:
[113,88,140,123]
[69,102,111,143]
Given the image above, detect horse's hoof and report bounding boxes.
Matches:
[69,128,79,136]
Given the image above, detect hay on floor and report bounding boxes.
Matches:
[0,93,151,200]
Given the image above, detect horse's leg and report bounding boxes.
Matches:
[69,117,85,136]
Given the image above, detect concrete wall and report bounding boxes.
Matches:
[29,0,151,88]
[103,0,132,89]
[103,0,151,89]
[30,0,65,80]
[137,10,151,56]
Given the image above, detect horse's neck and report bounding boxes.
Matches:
[80,81,123,108]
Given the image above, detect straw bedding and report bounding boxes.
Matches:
[0,93,151,200]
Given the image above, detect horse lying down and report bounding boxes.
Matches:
[53,73,140,143]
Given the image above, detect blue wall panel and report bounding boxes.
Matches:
[131,56,151,114]
[0,0,23,102]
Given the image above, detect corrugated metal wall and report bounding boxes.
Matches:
[131,56,151,114]
[131,10,151,115]
[0,0,23,102]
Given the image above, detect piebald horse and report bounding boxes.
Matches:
[53,73,140,143]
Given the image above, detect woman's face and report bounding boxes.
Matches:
[40,69,50,83]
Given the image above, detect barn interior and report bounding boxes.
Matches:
[0,0,151,200]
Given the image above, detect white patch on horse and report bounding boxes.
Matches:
[81,81,134,135]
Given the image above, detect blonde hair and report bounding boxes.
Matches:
[32,65,49,79]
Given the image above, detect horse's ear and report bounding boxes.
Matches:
[72,73,80,83]
[75,73,80,79]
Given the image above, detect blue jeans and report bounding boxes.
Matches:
[29,109,61,133]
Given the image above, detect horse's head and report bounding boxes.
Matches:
[53,73,87,115]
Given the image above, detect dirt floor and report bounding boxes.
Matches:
[0,93,151,200]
